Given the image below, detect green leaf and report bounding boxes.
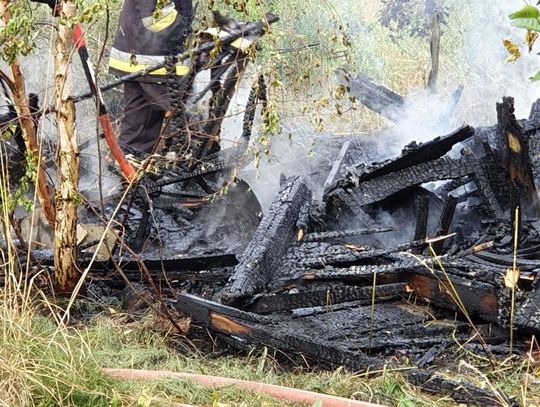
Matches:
[510,5,540,31]
[510,17,540,32]
[509,5,540,20]
[530,68,540,81]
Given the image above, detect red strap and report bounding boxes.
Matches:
[73,24,85,49]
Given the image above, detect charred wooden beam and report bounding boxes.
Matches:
[413,195,430,253]
[91,267,232,287]
[177,293,383,370]
[290,264,405,284]
[284,237,452,270]
[336,68,404,122]
[515,288,540,333]
[526,99,540,181]
[324,124,510,222]
[353,125,474,184]
[246,283,407,314]
[282,242,495,286]
[407,273,499,323]
[221,176,312,306]
[468,251,540,270]
[303,227,395,242]
[407,370,516,406]
[322,139,359,193]
[177,293,509,393]
[497,97,540,223]
[326,147,474,215]
[431,195,458,254]
[464,147,506,219]
[34,252,238,272]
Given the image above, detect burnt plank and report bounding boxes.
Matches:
[497,96,540,219]
[431,195,458,254]
[469,252,540,270]
[303,227,395,242]
[177,293,382,371]
[407,369,516,406]
[413,195,430,253]
[407,273,499,323]
[322,139,353,193]
[356,125,474,183]
[246,283,407,314]
[221,176,312,305]
[336,68,404,122]
[514,285,540,333]
[34,252,238,272]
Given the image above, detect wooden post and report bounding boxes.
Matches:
[427,12,441,92]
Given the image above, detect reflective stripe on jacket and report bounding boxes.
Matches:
[109,0,192,81]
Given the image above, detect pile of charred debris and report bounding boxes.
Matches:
[49,95,538,405]
[4,13,540,404]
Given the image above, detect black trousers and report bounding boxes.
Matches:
[118,81,171,153]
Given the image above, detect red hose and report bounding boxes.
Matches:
[102,368,387,407]
[73,23,137,182]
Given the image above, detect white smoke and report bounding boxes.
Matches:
[12,0,540,210]
[379,0,540,156]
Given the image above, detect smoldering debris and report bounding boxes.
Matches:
[7,2,540,404]
[24,96,540,406]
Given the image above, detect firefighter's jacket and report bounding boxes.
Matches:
[109,0,192,81]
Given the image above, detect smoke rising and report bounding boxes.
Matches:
[8,0,540,213]
[378,0,540,156]
[234,0,540,214]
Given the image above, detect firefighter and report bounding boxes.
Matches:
[108,0,193,153]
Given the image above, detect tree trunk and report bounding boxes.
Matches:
[53,0,79,293]
[0,0,56,226]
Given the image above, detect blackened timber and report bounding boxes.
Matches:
[285,238,447,270]
[336,68,404,122]
[465,147,506,218]
[221,177,312,305]
[413,195,430,253]
[407,370,516,406]
[526,99,540,181]
[326,147,505,221]
[303,227,395,242]
[246,283,407,314]
[407,273,499,322]
[177,293,382,370]
[283,248,497,286]
[322,140,353,193]
[328,155,473,208]
[431,195,458,254]
[295,264,404,283]
[515,288,540,333]
[353,125,474,184]
[468,251,540,270]
[35,252,238,272]
[97,254,238,272]
[497,96,540,219]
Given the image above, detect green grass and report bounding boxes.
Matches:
[2,286,539,407]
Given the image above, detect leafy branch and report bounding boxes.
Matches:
[508,4,540,80]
